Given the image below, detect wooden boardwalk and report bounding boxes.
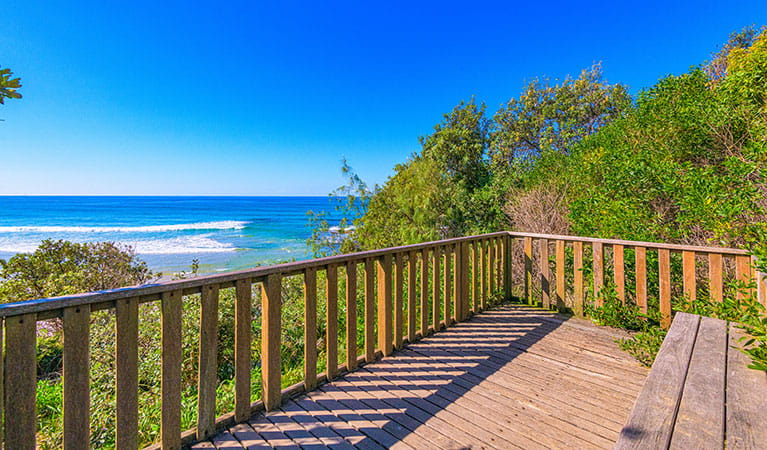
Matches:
[191,305,648,449]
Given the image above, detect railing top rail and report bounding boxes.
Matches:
[0,231,509,318]
[507,231,749,256]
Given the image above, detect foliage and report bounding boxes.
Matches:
[307,159,372,257]
[0,65,22,105]
[0,239,154,303]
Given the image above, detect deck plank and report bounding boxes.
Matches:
[726,324,767,449]
[199,304,647,449]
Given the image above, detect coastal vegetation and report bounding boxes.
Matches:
[314,27,767,369]
[1,26,766,446]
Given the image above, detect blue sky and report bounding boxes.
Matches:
[1,1,765,195]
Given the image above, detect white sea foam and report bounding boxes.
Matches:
[0,221,249,233]
[0,235,238,255]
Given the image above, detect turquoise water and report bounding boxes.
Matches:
[0,196,345,275]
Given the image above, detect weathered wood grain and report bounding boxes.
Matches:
[4,313,36,449]
[116,297,139,449]
[197,284,219,440]
[659,249,671,328]
[408,250,417,343]
[682,250,696,303]
[234,279,252,421]
[524,236,533,305]
[614,244,625,304]
[556,240,566,312]
[420,248,429,336]
[364,258,376,363]
[573,241,584,317]
[345,262,358,371]
[262,274,282,411]
[432,246,441,331]
[326,264,339,379]
[592,242,603,307]
[304,268,318,390]
[727,324,767,448]
[443,245,452,327]
[377,254,393,356]
[162,290,183,449]
[63,305,90,449]
[615,312,699,449]
[394,253,404,349]
[635,247,647,314]
[670,316,726,448]
[709,253,723,303]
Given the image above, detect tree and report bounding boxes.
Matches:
[491,63,631,165]
[0,239,154,302]
[0,65,22,105]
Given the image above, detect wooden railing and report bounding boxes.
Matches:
[0,232,510,449]
[507,232,765,328]
[0,231,762,449]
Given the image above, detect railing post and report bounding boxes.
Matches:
[63,305,90,449]
[420,248,429,336]
[262,274,282,411]
[377,254,393,356]
[394,253,404,349]
[683,251,696,303]
[573,241,584,317]
[161,290,183,450]
[326,265,339,379]
[659,249,671,328]
[4,313,36,449]
[443,245,452,326]
[540,239,550,309]
[197,285,219,441]
[593,242,604,307]
[480,241,487,310]
[116,297,138,449]
[556,240,566,312]
[614,244,625,304]
[709,253,723,303]
[304,268,318,390]
[364,259,376,362]
[524,236,533,305]
[234,279,252,421]
[433,246,441,331]
[407,251,417,342]
[635,247,647,314]
[504,235,512,301]
[345,262,358,371]
[460,240,470,320]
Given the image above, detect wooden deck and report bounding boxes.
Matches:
[191,305,648,449]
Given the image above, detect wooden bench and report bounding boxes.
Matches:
[615,312,767,449]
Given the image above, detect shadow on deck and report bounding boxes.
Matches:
[192,305,648,450]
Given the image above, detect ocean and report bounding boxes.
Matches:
[0,196,346,275]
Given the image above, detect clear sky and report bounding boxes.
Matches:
[1,1,765,195]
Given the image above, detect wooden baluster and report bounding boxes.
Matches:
[556,240,566,312]
[573,241,584,317]
[540,239,550,309]
[345,262,358,371]
[433,246,441,331]
[459,241,470,321]
[63,305,90,449]
[304,268,318,390]
[480,240,488,310]
[504,235,513,301]
[4,313,36,448]
[709,253,723,303]
[659,249,671,329]
[472,241,480,313]
[524,236,533,305]
[197,285,219,441]
[614,244,625,304]
[443,245,452,327]
[683,251,696,304]
[364,259,376,362]
[161,290,183,449]
[394,253,404,349]
[489,239,496,299]
[234,279,252,421]
[736,255,752,301]
[262,274,282,411]
[496,237,503,291]
[326,264,339,379]
[593,242,604,307]
[636,247,648,314]
[116,298,139,449]
[377,254,393,356]
[408,251,417,342]
[452,244,461,322]
[420,248,429,337]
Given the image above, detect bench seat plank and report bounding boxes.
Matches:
[615,312,700,449]
[670,316,726,449]
[726,324,767,449]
